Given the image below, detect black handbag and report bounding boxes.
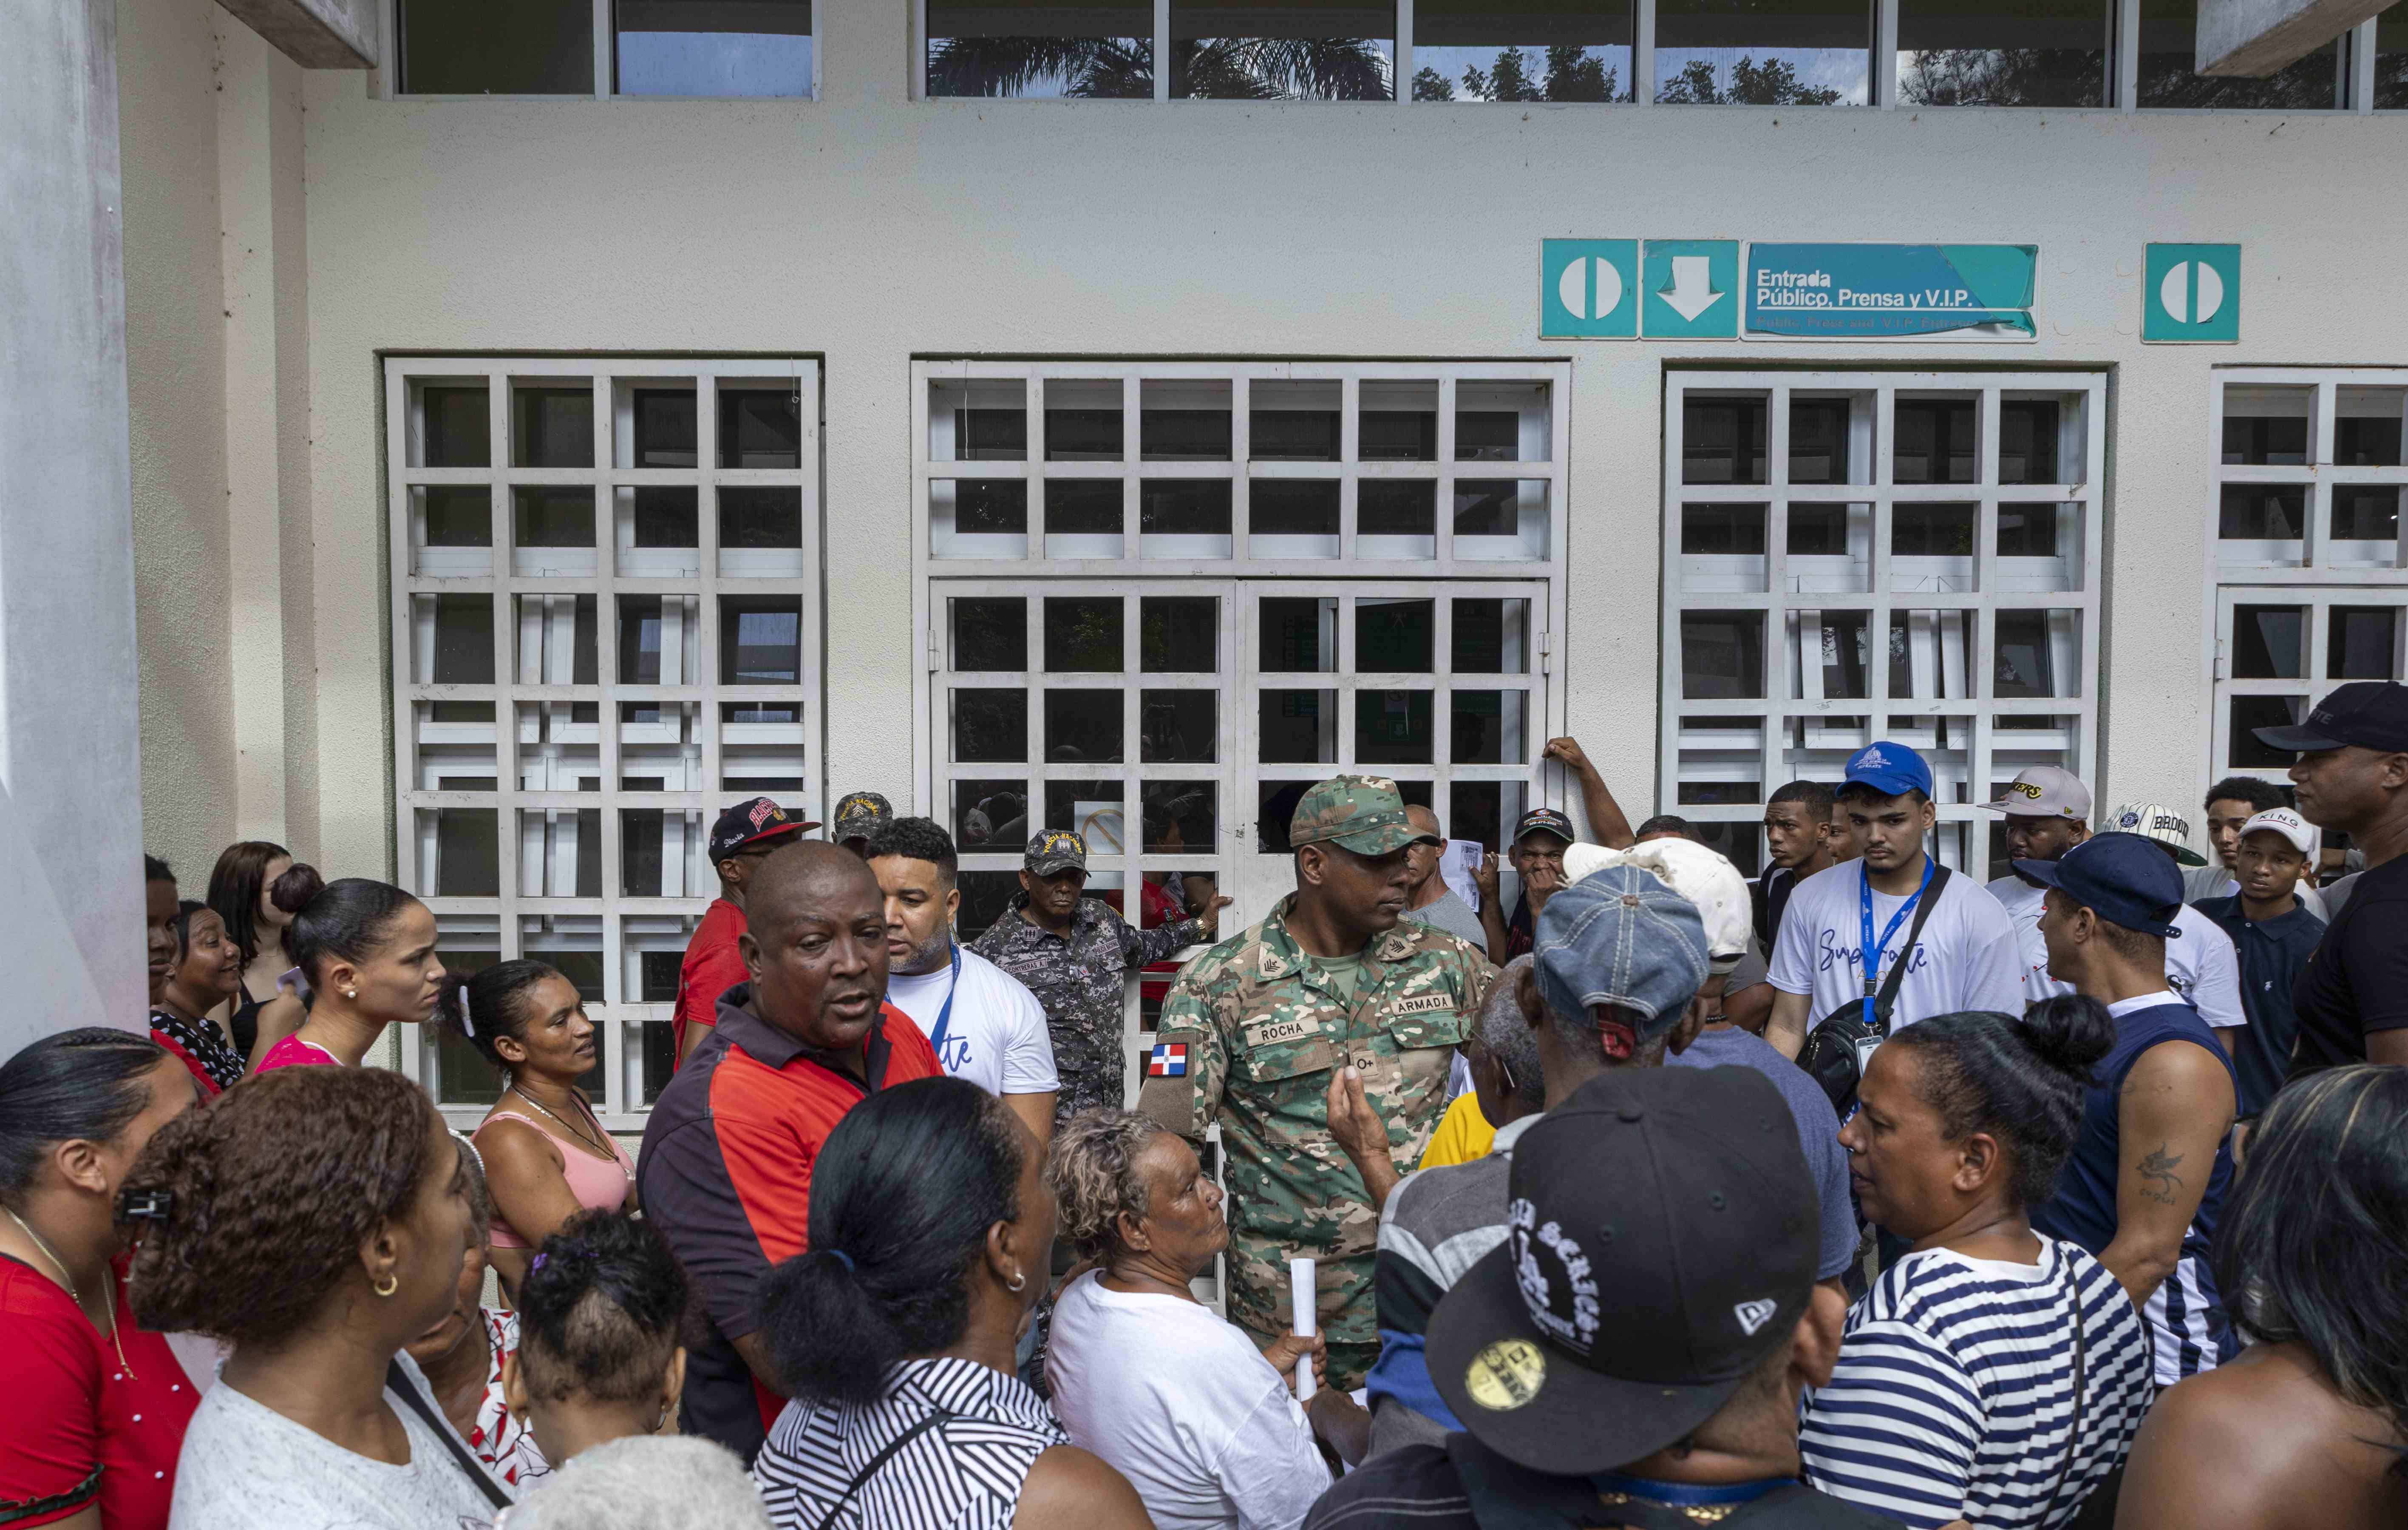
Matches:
[1796,864,1949,1116]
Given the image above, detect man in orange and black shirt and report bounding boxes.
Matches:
[640,840,941,1465]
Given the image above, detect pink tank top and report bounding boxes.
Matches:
[253,1033,342,1073]
[474,1108,637,1249]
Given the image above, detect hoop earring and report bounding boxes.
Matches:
[1006,1269,1026,1293]
[373,1272,399,1297]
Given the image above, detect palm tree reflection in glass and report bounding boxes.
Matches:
[926,34,1394,99]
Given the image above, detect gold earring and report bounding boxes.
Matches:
[373,1272,398,1297]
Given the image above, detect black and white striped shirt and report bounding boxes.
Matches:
[1798,1240,2152,1530]
[752,1357,1068,1530]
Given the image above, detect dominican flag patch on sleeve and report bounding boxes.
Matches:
[1147,1042,1189,1078]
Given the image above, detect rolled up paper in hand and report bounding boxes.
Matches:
[1290,1256,1317,1400]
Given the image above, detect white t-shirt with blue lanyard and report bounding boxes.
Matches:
[887,944,1062,1100]
[1768,857,2027,1031]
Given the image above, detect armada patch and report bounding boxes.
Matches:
[1244,1016,1316,1048]
[1388,993,1456,1017]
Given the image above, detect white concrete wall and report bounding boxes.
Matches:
[122,3,2408,882]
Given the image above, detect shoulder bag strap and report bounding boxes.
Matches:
[808,1409,956,1530]
[1870,863,1951,1035]
[385,1357,513,1512]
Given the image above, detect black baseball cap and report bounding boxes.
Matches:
[707,797,816,863]
[1512,807,1576,847]
[1426,1065,1816,1476]
[2252,681,2408,754]
[2011,831,2184,940]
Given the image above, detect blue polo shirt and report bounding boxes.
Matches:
[2194,895,2326,1119]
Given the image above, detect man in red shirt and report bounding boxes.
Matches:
[674,796,819,1066]
[639,840,942,1465]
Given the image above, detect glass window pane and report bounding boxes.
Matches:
[2232,605,2304,678]
[2334,487,2403,544]
[1141,596,1218,672]
[952,597,1028,671]
[514,594,598,685]
[721,486,802,548]
[1250,382,1340,460]
[1453,480,1550,559]
[954,689,1028,762]
[1683,396,1768,485]
[1356,598,1435,671]
[928,0,1153,97]
[1683,611,1764,699]
[1046,480,1123,539]
[1045,780,1124,837]
[1045,690,1124,763]
[1360,383,1438,460]
[1451,690,1528,764]
[720,597,801,684]
[617,0,811,97]
[2336,389,2405,466]
[1683,502,1768,554]
[401,0,594,93]
[1045,596,1123,671]
[719,386,802,468]
[1895,0,2107,105]
[1788,397,1852,484]
[1452,598,1530,673]
[930,380,1027,463]
[1813,610,1873,699]
[1411,0,1632,101]
[1261,597,1337,673]
[1260,690,1338,763]
[955,779,1030,849]
[2229,695,2303,768]
[1141,691,1217,762]
[422,487,492,548]
[2222,386,2311,464]
[1994,609,2074,698]
[2380,3,2408,108]
[1892,502,1975,556]
[1045,381,1125,460]
[630,487,698,548]
[1356,690,1434,764]
[1788,503,1851,556]
[419,385,490,466]
[618,597,666,685]
[429,808,501,896]
[2329,607,2401,680]
[1142,784,1216,854]
[428,595,496,684]
[1139,480,1233,546]
[2221,485,2306,540]
[1894,398,1977,484]
[957,870,1021,942]
[514,387,593,468]
[2139,0,2341,106]
[1170,0,1396,99]
[629,387,697,467]
[1655,0,1870,104]
[951,480,1031,537]
[1360,482,1438,548]
[1998,398,2063,483]
[1250,480,1340,555]
[1141,382,1231,460]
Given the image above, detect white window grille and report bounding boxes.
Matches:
[1660,369,2105,880]
[386,357,823,1128]
[2209,370,2408,789]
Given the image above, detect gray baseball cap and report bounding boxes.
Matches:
[1980,766,2091,822]
[1532,865,1709,1056]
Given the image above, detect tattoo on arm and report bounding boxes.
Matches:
[2137,1143,2185,1205]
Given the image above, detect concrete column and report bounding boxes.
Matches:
[0,0,146,1046]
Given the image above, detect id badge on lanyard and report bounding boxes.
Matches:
[1857,858,1935,1060]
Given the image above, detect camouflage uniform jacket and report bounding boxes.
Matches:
[969,894,1204,1124]
[1139,897,1493,1352]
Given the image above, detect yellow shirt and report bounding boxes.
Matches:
[1417,1090,1497,1169]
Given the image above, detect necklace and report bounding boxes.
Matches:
[508,1084,629,1177]
[5,1206,136,1379]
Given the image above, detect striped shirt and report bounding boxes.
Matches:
[753,1357,1068,1530]
[1799,1240,2152,1530]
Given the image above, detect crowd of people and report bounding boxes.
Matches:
[4,681,2406,1527]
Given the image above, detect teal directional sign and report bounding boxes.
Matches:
[2143,243,2240,343]
[1540,239,1637,339]
[1643,240,1740,339]
[1745,244,2038,339]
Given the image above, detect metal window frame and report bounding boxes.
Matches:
[2202,366,2408,796]
[385,355,824,1131]
[1659,368,2108,872]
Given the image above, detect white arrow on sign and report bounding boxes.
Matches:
[1557,256,1625,322]
[2159,260,2225,325]
[1660,255,1725,322]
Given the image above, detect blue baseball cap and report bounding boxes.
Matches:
[1533,866,1709,1048]
[1843,740,1934,800]
[2010,832,2184,939]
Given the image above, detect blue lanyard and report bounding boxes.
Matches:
[927,944,963,1056]
[1859,857,1935,1034]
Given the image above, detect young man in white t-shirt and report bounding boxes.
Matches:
[865,816,1059,1145]
[1981,778,2250,1039]
[1766,741,2023,1059]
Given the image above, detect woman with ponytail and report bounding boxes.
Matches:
[1799,999,2154,1530]
[749,1076,1149,1530]
[252,870,445,1073]
[448,961,635,1302]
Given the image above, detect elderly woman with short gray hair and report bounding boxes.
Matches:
[1043,1109,1369,1530]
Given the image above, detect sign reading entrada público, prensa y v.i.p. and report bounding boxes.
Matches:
[1744,244,2040,340]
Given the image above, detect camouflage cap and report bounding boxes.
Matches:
[1287,775,1440,857]
[1024,829,1088,876]
[831,791,893,843]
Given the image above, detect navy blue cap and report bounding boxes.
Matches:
[1513,807,1576,846]
[2011,831,2184,939]
[2251,681,2408,754]
[1844,740,1934,800]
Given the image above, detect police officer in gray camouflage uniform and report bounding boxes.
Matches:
[1139,775,1495,1392]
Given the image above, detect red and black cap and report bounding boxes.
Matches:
[707,797,816,864]
[1427,1064,1816,1476]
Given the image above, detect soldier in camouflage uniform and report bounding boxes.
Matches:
[1139,775,1494,1391]
[970,829,1232,1128]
